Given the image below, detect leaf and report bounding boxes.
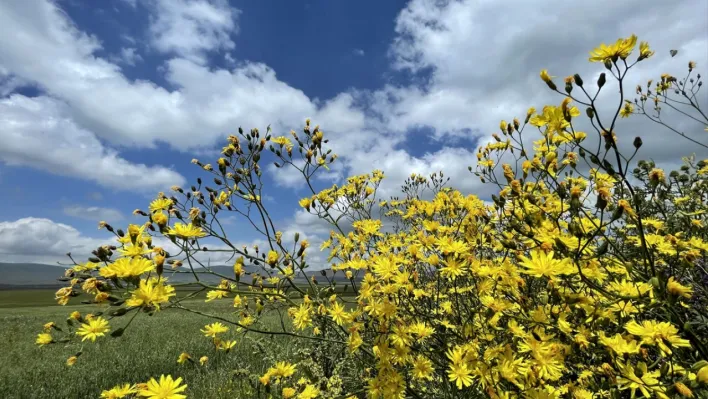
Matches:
[670,49,678,57]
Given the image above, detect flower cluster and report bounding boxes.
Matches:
[35,35,708,398]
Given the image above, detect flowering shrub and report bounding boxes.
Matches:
[36,35,708,398]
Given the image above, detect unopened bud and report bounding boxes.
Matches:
[573,74,583,86]
[597,73,606,88]
[633,137,643,149]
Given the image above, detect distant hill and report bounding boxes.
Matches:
[0,263,69,288]
[0,262,360,289]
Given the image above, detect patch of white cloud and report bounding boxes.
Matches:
[63,205,124,223]
[115,47,143,66]
[148,0,240,64]
[0,95,186,192]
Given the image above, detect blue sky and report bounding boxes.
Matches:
[1,0,706,265]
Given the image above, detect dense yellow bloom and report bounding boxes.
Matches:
[625,320,691,354]
[328,301,348,326]
[298,384,319,399]
[412,355,434,380]
[616,362,663,399]
[589,34,637,62]
[448,363,473,390]
[126,278,175,309]
[36,333,53,346]
[518,250,576,279]
[540,69,554,83]
[201,322,229,338]
[206,290,229,301]
[149,198,173,214]
[166,222,206,239]
[177,353,191,364]
[272,136,294,151]
[100,257,155,279]
[138,375,187,399]
[599,333,641,355]
[101,384,137,399]
[666,277,692,298]
[76,317,110,342]
[266,250,279,266]
[217,340,237,352]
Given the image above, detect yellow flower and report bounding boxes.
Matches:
[412,355,434,380]
[100,257,155,279]
[138,375,187,399]
[66,356,78,366]
[625,320,691,354]
[126,278,176,309]
[76,317,110,342]
[589,34,638,63]
[55,286,73,306]
[101,383,137,399]
[328,301,348,326]
[620,102,634,118]
[177,353,191,364]
[199,356,208,366]
[217,340,237,352]
[166,223,206,239]
[271,361,296,378]
[697,365,708,383]
[298,384,319,399]
[266,250,279,266]
[540,69,554,83]
[149,197,173,214]
[667,277,692,298]
[448,362,473,390]
[201,322,229,338]
[440,257,468,280]
[272,136,294,151]
[282,387,297,398]
[639,41,654,59]
[518,250,576,279]
[206,290,229,302]
[36,333,53,346]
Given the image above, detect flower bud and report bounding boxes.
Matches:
[633,137,642,149]
[573,74,583,86]
[597,73,606,88]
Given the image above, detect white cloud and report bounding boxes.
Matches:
[0,218,110,264]
[353,49,365,56]
[0,95,186,192]
[63,205,124,223]
[380,0,708,164]
[115,47,143,66]
[0,0,366,153]
[148,0,240,64]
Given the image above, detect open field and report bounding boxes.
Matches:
[0,291,299,399]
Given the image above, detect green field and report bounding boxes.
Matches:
[0,290,299,399]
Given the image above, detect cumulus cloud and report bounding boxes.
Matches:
[0,95,186,192]
[0,0,366,153]
[115,47,143,66]
[379,0,708,162]
[147,0,240,64]
[2,0,707,267]
[0,218,110,264]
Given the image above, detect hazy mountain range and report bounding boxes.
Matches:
[0,262,356,289]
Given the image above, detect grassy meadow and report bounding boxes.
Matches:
[0,289,300,399]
